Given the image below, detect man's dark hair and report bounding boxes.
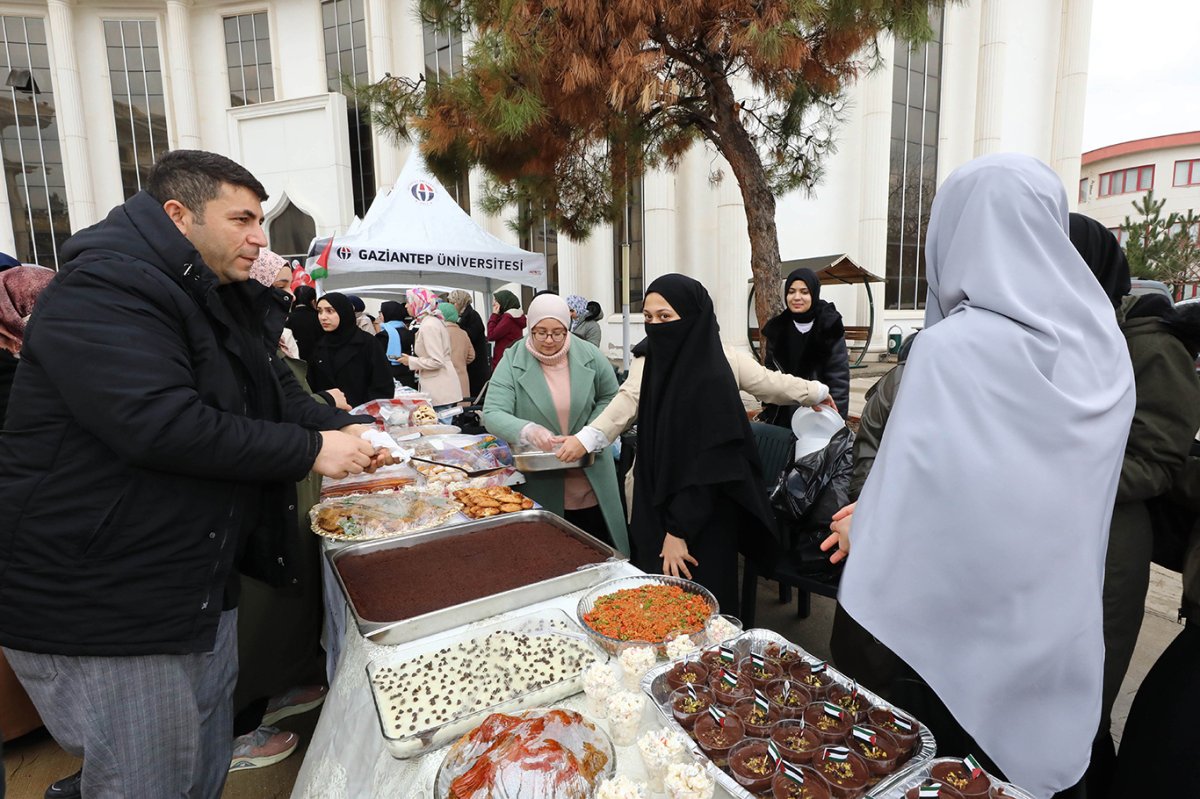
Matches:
[145,150,268,220]
[292,285,317,308]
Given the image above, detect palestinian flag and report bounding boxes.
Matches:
[751,652,766,670]
[310,237,333,280]
[707,705,726,726]
[964,754,983,779]
[754,689,770,715]
[686,683,698,700]
[822,702,844,721]
[767,740,782,768]
[826,746,851,762]
[809,660,827,674]
[918,783,945,798]
[891,714,914,732]
[720,645,735,665]
[782,761,805,785]
[851,726,877,746]
[720,669,739,690]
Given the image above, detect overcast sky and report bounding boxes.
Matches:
[1082,0,1200,152]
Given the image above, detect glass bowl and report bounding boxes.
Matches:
[576,575,719,656]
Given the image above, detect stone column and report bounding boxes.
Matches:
[365,0,400,184]
[1051,0,1094,204]
[45,0,97,227]
[715,163,751,349]
[641,167,677,288]
[857,43,893,343]
[973,0,1006,156]
[165,0,201,148]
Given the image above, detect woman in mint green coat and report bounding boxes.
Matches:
[483,294,629,555]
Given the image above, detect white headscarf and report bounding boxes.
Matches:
[839,154,1135,797]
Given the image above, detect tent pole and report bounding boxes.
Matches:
[621,178,631,373]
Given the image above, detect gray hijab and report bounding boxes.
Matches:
[839,154,1135,797]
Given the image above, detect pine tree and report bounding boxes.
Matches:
[1122,191,1200,298]
[356,0,949,325]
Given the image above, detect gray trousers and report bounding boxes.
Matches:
[4,610,238,799]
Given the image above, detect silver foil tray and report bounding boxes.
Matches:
[641,628,937,799]
[329,509,627,646]
[512,450,597,472]
[871,757,1036,798]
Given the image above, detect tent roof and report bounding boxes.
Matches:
[778,254,884,285]
[314,151,547,293]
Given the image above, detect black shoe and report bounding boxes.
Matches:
[45,770,82,799]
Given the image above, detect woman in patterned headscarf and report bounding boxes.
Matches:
[0,264,55,422]
[396,287,462,407]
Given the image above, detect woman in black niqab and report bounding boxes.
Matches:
[632,274,778,614]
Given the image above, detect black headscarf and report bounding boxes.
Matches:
[1069,213,1131,308]
[634,274,773,521]
[380,301,406,324]
[313,292,364,377]
[584,300,603,323]
[760,267,844,378]
[784,268,821,323]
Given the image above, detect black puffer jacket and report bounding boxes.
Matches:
[760,302,851,421]
[0,191,362,656]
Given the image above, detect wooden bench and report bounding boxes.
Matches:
[844,325,870,367]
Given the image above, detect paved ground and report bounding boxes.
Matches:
[3,356,1186,796]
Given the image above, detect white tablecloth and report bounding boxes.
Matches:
[292,560,735,798]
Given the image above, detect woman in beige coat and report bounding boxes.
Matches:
[396,287,463,407]
[439,301,475,401]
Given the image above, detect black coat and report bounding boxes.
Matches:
[376,325,418,389]
[306,328,394,408]
[0,191,363,656]
[458,304,491,397]
[0,349,15,427]
[761,302,851,421]
[286,304,322,361]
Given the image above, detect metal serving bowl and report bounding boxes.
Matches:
[576,574,719,656]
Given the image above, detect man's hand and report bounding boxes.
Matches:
[326,388,351,411]
[661,533,698,579]
[814,395,838,413]
[313,430,376,478]
[339,423,372,438]
[819,502,856,564]
[555,435,587,462]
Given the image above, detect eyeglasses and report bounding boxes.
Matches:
[531,329,567,341]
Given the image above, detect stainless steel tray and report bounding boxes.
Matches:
[871,757,1035,798]
[641,628,936,799]
[329,509,627,645]
[512,449,597,471]
[366,608,609,759]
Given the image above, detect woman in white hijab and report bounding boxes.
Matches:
[824,153,1135,798]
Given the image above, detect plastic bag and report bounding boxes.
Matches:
[352,397,440,436]
[770,426,855,530]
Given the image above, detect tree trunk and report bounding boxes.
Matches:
[706,76,783,341]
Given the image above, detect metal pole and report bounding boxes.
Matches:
[621,183,632,373]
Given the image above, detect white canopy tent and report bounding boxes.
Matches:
[309,152,547,299]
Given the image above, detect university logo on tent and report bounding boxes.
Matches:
[410,181,436,203]
[336,246,353,260]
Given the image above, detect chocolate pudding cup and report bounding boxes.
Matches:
[701,647,736,672]
[931,761,992,797]
[905,782,966,799]
[766,678,813,719]
[738,656,784,689]
[770,719,824,766]
[812,746,870,799]
[666,660,711,692]
[728,739,778,793]
[866,707,921,755]
[764,643,804,669]
[802,702,852,745]
[771,768,833,799]
[669,686,715,731]
[709,669,754,706]
[692,711,746,768]
[827,684,874,723]
[789,662,834,700]
[733,697,783,738]
[846,725,901,779]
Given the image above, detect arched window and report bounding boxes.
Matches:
[265,197,316,259]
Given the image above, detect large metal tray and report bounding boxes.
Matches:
[366,608,609,759]
[512,449,597,472]
[641,628,936,799]
[871,757,1035,798]
[329,509,627,645]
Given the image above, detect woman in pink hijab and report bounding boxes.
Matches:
[0,265,55,423]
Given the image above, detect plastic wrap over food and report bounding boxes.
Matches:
[352,396,442,436]
[309,490,462,541]
[410,434,522,489]
[435,709,615,799]
[319,463,421,499]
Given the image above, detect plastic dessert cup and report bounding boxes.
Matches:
[906,782,966,799]
[770,719,824,766]
[709,669,754,706]
[666,660,711,692]
[728,739,780,794]
[866,706,921,755]
[733,696,783,738]
[788,662,834,700]
[763,643,804,669]
[772,768,833,799]
[845,725,901,779]
[931,760,993,797]
[812,746,870,799]
[738,656,784,689]
[827,684,874,723]
[668,686,716,731]
[692,711,746,768]
[801,702,852,745]
[765,679,813,719]
[705,613,743,646]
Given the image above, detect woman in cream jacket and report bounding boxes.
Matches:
[397,287,463,407]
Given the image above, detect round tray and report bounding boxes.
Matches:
[576,574,719,656]
[433,707,615,798]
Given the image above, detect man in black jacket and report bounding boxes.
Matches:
[0,150,381,799]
